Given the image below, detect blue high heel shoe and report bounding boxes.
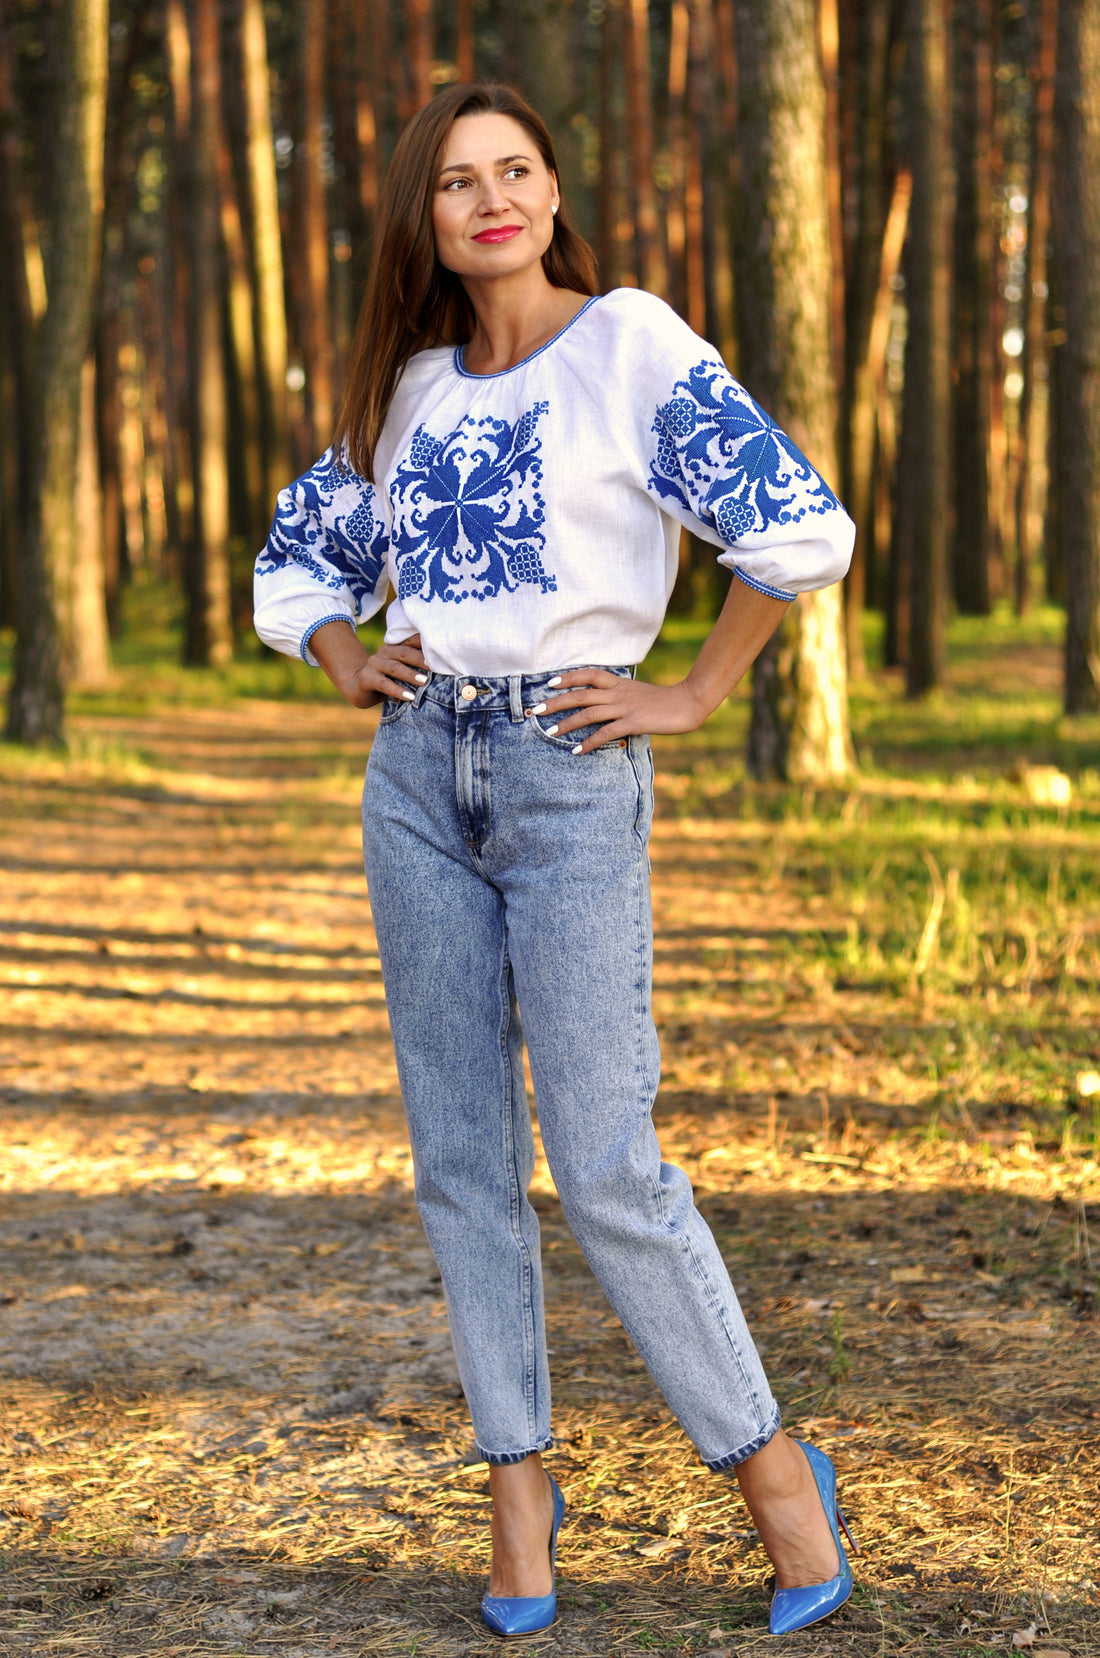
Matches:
[480,1474,566,1637]
[768,1441,858,1636]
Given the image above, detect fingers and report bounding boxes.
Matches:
[571,721,632,754]
[546,668,621,694]
[368,648,428,687]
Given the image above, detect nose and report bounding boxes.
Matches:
[477,180,510,216]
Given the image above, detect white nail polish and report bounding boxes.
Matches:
[546,724,558,735]
[401,690,415,701]
[547,676,562,687]
[414,673,428,684]
[572,744,584,755]
[531,702,547,715]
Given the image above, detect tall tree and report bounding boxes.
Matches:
[837,0,894,676]
[952,0,995,615]
[898,0,953,697]
[732,0,853,784]
[240,0,289,514]
[1014,0,1057,613]
[1053,0,1100,712]
[296,0,334,455]
[623,0,668,296]
[182,0,232,667]
[5,0,108,744]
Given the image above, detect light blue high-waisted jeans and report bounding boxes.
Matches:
[361,669,780,1469]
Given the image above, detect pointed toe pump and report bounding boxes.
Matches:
[768,1440,858,1637]
[481,1474,566,1637]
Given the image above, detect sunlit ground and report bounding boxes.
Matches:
[1,603,1098,1655]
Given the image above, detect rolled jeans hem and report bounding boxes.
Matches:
[478,1437,554,1467]
[702,1404,783,1472]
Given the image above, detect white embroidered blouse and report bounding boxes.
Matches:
[253,287,855,677]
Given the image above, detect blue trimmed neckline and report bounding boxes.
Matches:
[453,294,601,379]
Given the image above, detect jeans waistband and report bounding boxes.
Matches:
[418,666,633,719]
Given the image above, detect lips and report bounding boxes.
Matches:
[472,225,523,244]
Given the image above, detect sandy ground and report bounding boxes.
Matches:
[1,700,1097,1657]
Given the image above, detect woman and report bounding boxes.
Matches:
[255,83,857,1638]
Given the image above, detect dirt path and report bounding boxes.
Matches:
[1,703,1097,1657]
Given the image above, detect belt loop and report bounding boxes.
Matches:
[413,672,433,708]
[508,675,525,723]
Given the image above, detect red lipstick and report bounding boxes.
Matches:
[473,225,523,244]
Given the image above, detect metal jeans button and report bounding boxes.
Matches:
[460,684,478,701]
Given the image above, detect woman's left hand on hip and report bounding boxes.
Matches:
[529,670,709,753]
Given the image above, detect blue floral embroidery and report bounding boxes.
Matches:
[648,361,840,539]
[256,449,388,609]
[389,403,556,605]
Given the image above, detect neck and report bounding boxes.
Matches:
[459,265,588,374]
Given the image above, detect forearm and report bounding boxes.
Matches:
[682,580,791,719]
[308,619,381,707]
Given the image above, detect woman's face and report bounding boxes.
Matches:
[432,112,559,282]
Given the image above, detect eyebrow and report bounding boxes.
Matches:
[438,153,533,176]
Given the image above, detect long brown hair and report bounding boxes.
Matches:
[334,83,599,481]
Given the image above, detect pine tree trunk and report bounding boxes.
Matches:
[67,352,111,687]
[297,0,334,453]
[705,0,738,367]
[838,0,892,676]
[597,1,623,289]
[666,0,690,317]
[623,0,668,296]
[684,0,707,337]
[1014,0,1057,614]
[5,0,108,745]
[348,0,379,235]
[848,167,911,675]
[1054,0,1100,713]
[408,0,432,111]
[216,104,263,547]
[456,0,474,83]
[183,0,232,668]
[732,0,853,784]
[240,0,289,512]
[902,0,953,697]
[952,0,994,616]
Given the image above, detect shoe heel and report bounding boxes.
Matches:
[836,1505,859,1556]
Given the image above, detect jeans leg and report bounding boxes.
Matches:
[362,703,551,1463]
[494,730,780,1469]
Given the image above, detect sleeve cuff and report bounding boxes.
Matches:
[729,567,797,603]
[300,613,356,665]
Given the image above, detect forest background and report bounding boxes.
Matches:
[2,0,1100,768]
[2,5,1100,1655]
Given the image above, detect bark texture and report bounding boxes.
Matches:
[952,0,994,616]
[5,0,108,744]
[1054,0,1100,712]
[900,0,953,697]
[1014,0,1056,614]
[183,0,232,668]
[240,0,289,516]
[732,0,853,783]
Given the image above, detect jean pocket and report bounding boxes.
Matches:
[379,695,410,725]
[530,711,627,754]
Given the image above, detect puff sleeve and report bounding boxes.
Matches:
[253,449,390,664]
[615,293,855,599]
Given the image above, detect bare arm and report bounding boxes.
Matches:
[535,580,791,752]
[307,619,428,710]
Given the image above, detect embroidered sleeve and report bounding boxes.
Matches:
[645,351,854,598]
[253,449,390,663]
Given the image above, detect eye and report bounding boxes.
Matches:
[441,176,472,192]
[503,165,530,180]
